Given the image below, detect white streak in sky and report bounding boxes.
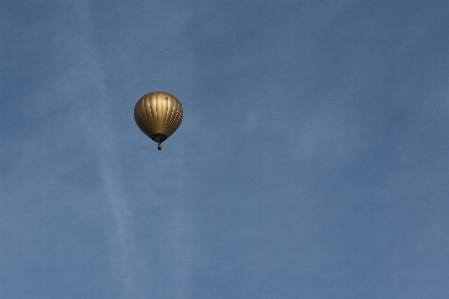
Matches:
[69,3,139,298]
[69,3,195,298]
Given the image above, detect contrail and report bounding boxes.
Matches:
[69,2,139,298]
[71,3,195,298]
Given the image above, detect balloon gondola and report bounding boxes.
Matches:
[134,91,183,150]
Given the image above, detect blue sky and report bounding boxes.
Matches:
[1,1,449,298]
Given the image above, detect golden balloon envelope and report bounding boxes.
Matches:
[134,91,183,149]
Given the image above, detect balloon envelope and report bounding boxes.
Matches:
[134,91,183,145]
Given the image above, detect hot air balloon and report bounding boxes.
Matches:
[134,91,183,150]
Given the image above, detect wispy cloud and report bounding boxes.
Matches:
[55,3,139,297]
[70,3,196,298]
